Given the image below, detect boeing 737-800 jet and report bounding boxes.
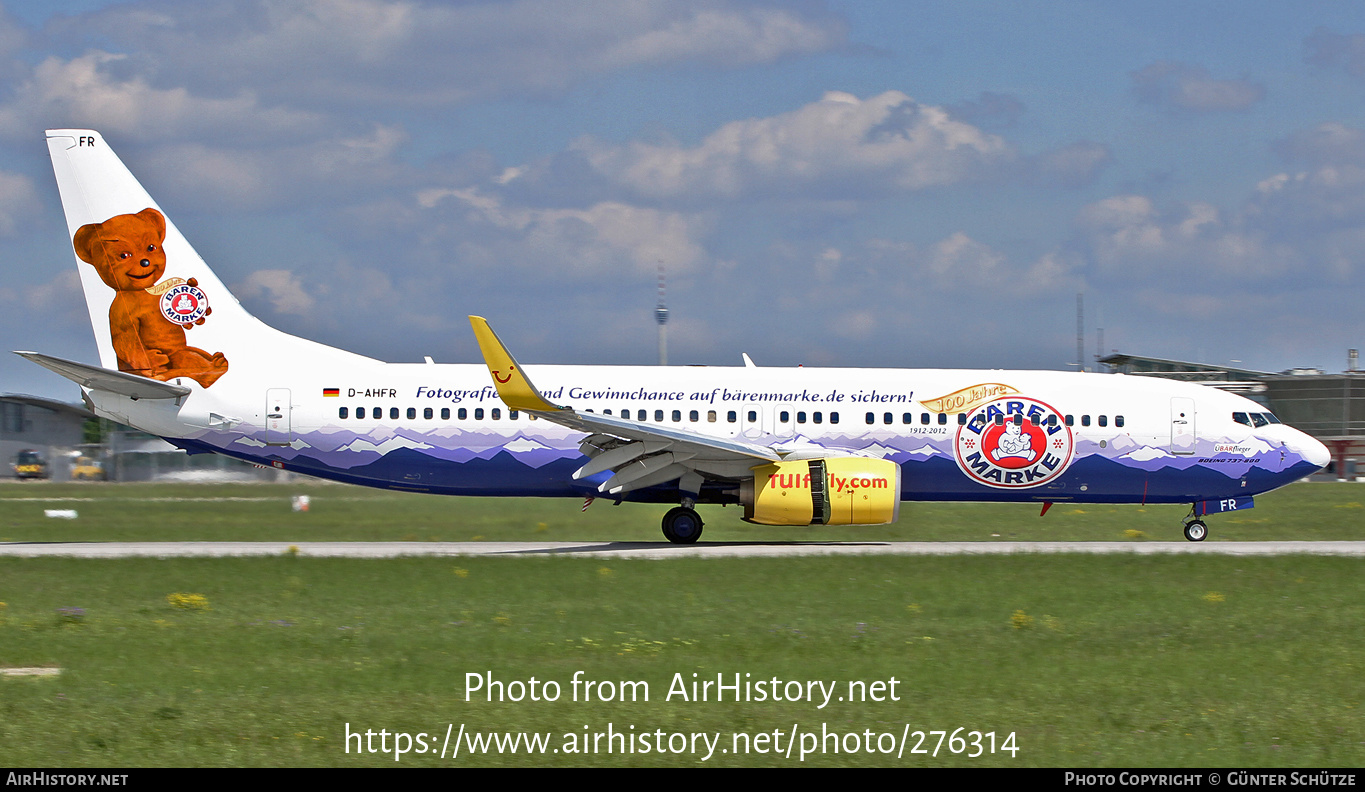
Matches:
[19,130,1331,543]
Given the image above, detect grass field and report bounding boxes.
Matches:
[1,478,1362,543]
[0,480,1361,767]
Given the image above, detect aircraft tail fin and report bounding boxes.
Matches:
[44,130,370,392]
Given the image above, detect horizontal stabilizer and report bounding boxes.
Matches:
[14,351,190,400]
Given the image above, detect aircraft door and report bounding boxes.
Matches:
[1170,397,1196,455]
[266,388,292,446]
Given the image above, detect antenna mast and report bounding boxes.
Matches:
[655,262,669,366]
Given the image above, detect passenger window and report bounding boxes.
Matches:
[603,409,612,416]
[458,408,467,420]
[407,407,416,420]
[1047,415,1057,427]
[1115,415,1124,428]
[1081,415,1091,427]
[672,410,682,422]
[423,407,433,420]
[813,412,823,424]
[1098,415,1107,427]
[866,412,875,425]
[339,407,349,419]
[883,412,893,425]
[797,411,807,424]
[1065,415,1074,426]
[638,410,647,421]
[1030,415,1040,426]
[655,410,664,422]
[1013,414,1023,426]
[689,410,699,422]
[356,407,365,419]
[921,413,930,425]
[389,407,399,420]
[441,408,450,420]
[747,410,757,423]
[995,414,1005,426]
[830,412,840,424]
[474,408,484,420]
[779,410,789,423]
[510,410,519,420]
[707,411,717,422]
[938,413,947,425]
[958,413,967,425]
[491,408,501,420]
[374,406,381,419]
[727,411,737,423]
[902,412,912,424]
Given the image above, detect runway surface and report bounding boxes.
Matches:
[2,540,1363,559]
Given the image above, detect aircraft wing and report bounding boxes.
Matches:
[14,351,191,400]
[469,316,780,497]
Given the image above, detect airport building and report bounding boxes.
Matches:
[1,393,277,482]
[1100,351,1365,480]
[0,395,94,481]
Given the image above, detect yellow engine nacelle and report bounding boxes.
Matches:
[741,457,901,526]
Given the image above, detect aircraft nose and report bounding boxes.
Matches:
[1299,433,1331,471]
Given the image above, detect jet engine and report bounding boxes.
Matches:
[741,457,901,526]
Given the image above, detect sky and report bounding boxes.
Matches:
[1,0,1364,401]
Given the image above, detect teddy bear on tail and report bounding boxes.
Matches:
[73,207,230,388]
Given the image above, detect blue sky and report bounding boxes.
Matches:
[2,1,1364,400]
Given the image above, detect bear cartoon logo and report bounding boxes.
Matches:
[72,207,229,388]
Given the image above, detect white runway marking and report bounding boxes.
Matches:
[1,541,1363,559]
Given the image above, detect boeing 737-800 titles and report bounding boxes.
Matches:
[19,130,1331,543]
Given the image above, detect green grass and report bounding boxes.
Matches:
[0,554,1361,766]
[0,480,1361,766]
[0,479,1361,543]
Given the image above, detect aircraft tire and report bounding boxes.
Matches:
[1183,520,1207,542]
[662,507,703,544]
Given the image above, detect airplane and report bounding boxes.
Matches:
[19,129,1332,544]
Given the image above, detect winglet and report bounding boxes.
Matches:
[468,316,566,413]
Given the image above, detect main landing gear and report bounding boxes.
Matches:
[661,505,704,544]
[1181,504,1207,542]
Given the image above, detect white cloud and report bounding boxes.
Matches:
[237,269,315,315]
[572,90,1012,201]
[426,186,709,276]
[1131,61,1265,113]
[48,0,844,107]
[0,51,322,141]
[0,170,38,236]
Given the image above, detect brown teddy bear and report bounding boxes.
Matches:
[73,207,229,388]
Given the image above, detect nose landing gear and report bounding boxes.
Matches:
[1182,504,1207,542]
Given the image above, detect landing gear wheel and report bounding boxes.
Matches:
[1183,520,1207,542]
[662,507,703,544]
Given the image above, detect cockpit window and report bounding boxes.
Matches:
[1250,413,1268,428]
[1232,412,1250,426]
[1262,412,1281,424]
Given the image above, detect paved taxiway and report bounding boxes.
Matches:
[1,541,1363,559]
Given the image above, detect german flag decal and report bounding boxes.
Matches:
[323,388,340,397]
